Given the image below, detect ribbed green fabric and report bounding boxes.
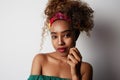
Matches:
[28,75,70,80]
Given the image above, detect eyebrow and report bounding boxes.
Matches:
[51,30,71,34]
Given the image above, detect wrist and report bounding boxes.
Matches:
[71,75,81,80]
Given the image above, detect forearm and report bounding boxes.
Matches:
[71,75,81,80]
[70,65,81,80]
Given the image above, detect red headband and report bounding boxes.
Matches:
[49,12,71,28]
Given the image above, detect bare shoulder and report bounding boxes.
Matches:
[81,62,93,72]
[81,62,93,80]
[31,53,47,75]
[33,53,47,63]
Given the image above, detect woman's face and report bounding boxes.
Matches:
[50,20,75,56]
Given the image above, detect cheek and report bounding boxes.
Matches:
[65,38,74,46]
[51,40,57,47]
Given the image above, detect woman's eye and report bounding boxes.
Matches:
[51,35,57,39]
[64,33,71,38]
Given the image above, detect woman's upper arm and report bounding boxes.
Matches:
[31,54,45,75]
[82,62,93,80]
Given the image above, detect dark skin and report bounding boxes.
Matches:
[31,20,93,80]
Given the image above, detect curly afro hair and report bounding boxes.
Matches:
[44,0,94,36]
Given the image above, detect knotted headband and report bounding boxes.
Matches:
[49,12,71,28]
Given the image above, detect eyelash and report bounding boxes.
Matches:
[64,33,71,38]
[51,35,57,39]
[51,33,71,39]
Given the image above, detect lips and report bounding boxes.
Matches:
[57,47,67,53]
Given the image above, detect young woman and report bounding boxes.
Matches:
[28,0,94,80]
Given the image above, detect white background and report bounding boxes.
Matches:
[0,0,120,80]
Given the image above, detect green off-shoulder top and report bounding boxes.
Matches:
[28,75,70,80]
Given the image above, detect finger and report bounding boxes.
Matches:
[67,56,76,68]
[73,48,82,60]
[70,48,82,62]
[72,48,81,56]
[67,58,73,65]
[68,54,78,64]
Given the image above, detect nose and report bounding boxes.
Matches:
[58,36,65,45]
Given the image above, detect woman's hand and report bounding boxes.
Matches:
[67,47,82,80]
